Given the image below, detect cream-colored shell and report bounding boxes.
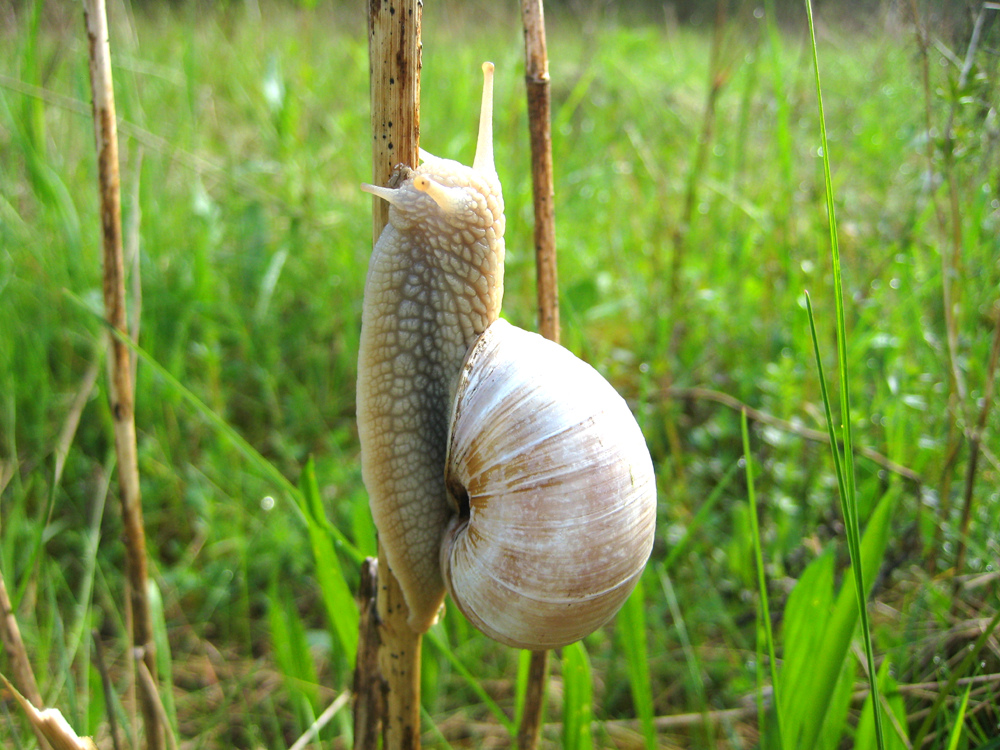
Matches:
[440,319,657,649]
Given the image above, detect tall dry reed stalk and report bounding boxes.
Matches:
[364,1,423,748]
[82,1,164,747]
[518,1,558,747]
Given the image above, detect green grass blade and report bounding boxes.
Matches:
[561,641,593,750]
[299,456,359,666]
[514,648,531,730]
[658,567,713,745]
[148,580,179,738]
[64,287,362,561]
[804,0,885,744]
[778,547,834,745]
[661,458,741,574]
[617,577,656,750]
[740,409,782,747]
[424,626,515,734]
[945,683,972,750]
[778,489,896,748]
[856,658,909,750]
[268,577,320,730]
[913,607,1000,747]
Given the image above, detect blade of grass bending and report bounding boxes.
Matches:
[300,457,360,665]
[617,577,656,750]
[423,627,515,734]
[740,410,782,748]
[64,288,362,562]
[804,0,885,745]
[661,459,741,574]
[658,567,714,745]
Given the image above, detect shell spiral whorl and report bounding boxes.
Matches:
[440,319,657,649]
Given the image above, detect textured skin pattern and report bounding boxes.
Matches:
[357,157,505,631]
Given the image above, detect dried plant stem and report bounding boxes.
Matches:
[368,0,421,243]
[289,691,352,750]
[135,661,178,750]
[519,3,556,747]
[376,553,423,749]
[0,675,97,750]
[352,558,384,748]
[522,0,558,343]
[954,307,1000,575]
[367,2,423,748]
[0,571,52,750]
[82,2,163,748]
[517,650,549,750]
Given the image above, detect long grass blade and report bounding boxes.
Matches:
[740,410,782,747]
[945,683,971,750]
[617,577,656,749]
[561,641,592,750]
[64,289,362,562]
[661,459,740,573]
[658,567,713,745]
[804,0,885,745]
[913,607,1000,748]
[424,627,515,734]
[299,457,359,665]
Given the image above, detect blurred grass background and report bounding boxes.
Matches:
[1,0,998,747]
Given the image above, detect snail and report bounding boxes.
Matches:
[357,62,656,649]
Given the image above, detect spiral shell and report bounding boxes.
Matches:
[440,319,657,649]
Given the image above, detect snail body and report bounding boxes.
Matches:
[358,63,656,647]
[358,64,505,632]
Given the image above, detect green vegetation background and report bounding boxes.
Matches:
[1,1,997,747]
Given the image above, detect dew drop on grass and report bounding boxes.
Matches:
[261,495,275,512]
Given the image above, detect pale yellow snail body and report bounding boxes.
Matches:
[357,63,656,648]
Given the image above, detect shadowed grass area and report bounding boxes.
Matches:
[1,1,998,747]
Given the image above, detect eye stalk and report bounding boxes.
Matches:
[412,174,466,214]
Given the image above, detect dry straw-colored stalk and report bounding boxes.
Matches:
[0,572,53,750]
[366,1,423,748]
[518,2,557,747]
[1,674,97,750]
[522,0,559,345]
[82,1,164,747]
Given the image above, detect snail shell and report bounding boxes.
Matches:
[440,319,657,649]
